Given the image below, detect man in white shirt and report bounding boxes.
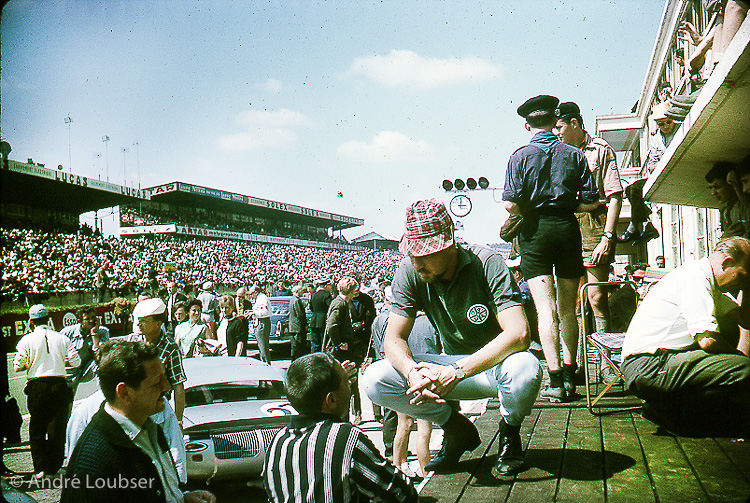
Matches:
[249,285,272,363]
[62,340,214,503]
[14,304,81,478]
[621,237,750,436]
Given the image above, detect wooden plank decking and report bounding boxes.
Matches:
[419,395,750,503]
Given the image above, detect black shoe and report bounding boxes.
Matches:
[424,409,480,473]
[617,229,640,244]
[1,466,17,477]
[634,222,659,245]
[493,420,524,476]
[562,365,577,395]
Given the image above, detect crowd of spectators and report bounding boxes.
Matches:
[0,228,403,300]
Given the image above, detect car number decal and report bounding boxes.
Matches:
[261,402,296,416]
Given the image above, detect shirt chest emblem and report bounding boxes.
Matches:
[466,304,489,325]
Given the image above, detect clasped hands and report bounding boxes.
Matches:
[405,362,461,406]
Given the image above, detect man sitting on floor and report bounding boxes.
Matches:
[621,236,750,436]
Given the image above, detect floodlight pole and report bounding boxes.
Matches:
[121,147,129,186]
[64,115,73,173]
[133,142,141,190]
[102,136,110,182]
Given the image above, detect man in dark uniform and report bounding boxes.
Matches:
[309,278,333,353]
[288,285,309,360]
[348,283,377,424]
[555,101,624,383]
[502,95,599,403]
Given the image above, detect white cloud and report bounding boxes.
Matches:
[346,50,502,89]
[217,108,310,153]
[256,78,283,93]
[236,108,309,127]
[337,131,433,163]
[218,128,296,152]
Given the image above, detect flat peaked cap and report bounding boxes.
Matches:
[517,95,559,118]
[556,101,581,119]
[29,304,49,319]
[650,102,670,121]
[134,298,166,319]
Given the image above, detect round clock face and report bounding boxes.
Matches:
[449,194,472,217]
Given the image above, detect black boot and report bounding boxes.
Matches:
[562,363,577,395]
[424,409,480,473]
[493,419,524,476]
[634,222,659,245]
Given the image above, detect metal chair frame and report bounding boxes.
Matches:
[580,281,642,416]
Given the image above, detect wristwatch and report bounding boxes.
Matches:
[603,231,614,240]
[451,363,466,381]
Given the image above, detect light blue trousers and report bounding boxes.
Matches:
[361,351,542,427]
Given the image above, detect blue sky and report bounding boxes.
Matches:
[2,0,666,243]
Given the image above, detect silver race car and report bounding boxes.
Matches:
[181,357,296,483]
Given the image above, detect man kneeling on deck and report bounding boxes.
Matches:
[362,199,542,476]
[621,236,750,436]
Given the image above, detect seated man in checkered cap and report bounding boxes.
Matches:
[362,199,542,476]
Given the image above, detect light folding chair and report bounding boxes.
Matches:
[580,281,642,416]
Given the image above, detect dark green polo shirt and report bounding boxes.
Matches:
[391,243,522,355]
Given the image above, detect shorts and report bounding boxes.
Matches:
[519,214,585,280]
[577,209,616,267]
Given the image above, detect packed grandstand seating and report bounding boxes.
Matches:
[0,227,403,299]
[120,206,340,243]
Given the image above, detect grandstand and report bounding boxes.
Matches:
[122,181,364,250]
[1,158,147,233]
[351,231,399,251]
[1,158,365,250]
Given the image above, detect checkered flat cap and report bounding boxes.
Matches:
[399,199,454,257]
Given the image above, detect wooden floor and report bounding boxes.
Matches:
[419,394,750,503]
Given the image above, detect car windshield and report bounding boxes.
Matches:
[186,380,286,406]
[270,301,288,316]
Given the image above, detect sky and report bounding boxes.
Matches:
[1,0,666,244]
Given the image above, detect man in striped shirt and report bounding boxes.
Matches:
[127,298,187,425]
[264,353,417,503]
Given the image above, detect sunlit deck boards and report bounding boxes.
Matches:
[420,397,750,503]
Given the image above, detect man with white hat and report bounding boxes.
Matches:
[14,304,81,478]
[127,298,187,424]
[362,199,542,476]
[640,101,678,179]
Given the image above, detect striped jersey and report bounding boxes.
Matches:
[264,413,417,503]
